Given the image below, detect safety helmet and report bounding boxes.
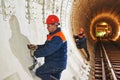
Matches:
[46,15,59,24]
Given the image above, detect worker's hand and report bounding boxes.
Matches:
[27,44,38,50]
[75,39,79,42]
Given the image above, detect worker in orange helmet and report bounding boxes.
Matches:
[74,27,90,61]
[27,14,67,80]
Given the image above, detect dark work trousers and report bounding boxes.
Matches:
[76,37,90,61]
[35,63,63,80]
[84,47,90,61]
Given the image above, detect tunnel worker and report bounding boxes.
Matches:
[27,15,67,80]
[74,27,90,61]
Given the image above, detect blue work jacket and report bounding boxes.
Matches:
[74,35,87,49]
[34,28,67,70]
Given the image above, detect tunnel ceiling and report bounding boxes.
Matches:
[71,0,120,42]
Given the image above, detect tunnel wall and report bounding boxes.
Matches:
[71,0,120,43]
[0,0,90,80]
[71,0,95,67]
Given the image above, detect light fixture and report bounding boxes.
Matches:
[0,0,15,21]
[25,0,44,24]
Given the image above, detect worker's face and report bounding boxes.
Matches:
[79,30,84,34]
[47,24,57,33]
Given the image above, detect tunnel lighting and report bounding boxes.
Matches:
[96,31,106,37]
[108,30,111,33]
[0,0,15,21]
[118,31,120,35]
[101,22,108,25]
[112,31,120,41]
[90,13,120,41]
[112,25,120,41]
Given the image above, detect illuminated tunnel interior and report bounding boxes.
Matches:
[71,0,120,44]
[1,0,120,80]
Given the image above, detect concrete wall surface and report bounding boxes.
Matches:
[0,0,90,80]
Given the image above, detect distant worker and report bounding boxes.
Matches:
[27,14,67,80]
[74,27,90,61]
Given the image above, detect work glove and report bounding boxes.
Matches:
[27,44,38,51]
[27,44,38,56]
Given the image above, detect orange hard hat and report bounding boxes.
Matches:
[46,15,59,24]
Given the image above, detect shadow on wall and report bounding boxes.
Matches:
[9,15,33,77]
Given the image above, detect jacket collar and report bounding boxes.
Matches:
[49,28,61,35]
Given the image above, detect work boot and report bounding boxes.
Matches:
[86,53,90,61]
[29,59,37,70]
[85,50,90,61]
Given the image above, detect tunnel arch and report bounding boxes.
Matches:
[70,2,120,76]
[90,13,120,41]
[71,0,120,44]
[1,0,120,80]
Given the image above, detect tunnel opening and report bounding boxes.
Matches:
[70,0,120,79]
[95,22,111,39]
[90,13,120,41]
[71,1,120,73]
[71,0,120,44]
